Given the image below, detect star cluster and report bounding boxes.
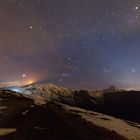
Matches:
[0,0,140,89]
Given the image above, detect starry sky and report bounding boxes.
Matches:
[0,0,140,89]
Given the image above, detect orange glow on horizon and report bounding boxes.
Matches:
[25,79,36,85]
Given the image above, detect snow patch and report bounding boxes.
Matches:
[34,126,47,130]
[62,104,140,140]
[0,106,7,110]
[0,128,16,136]
[21,110,29,115]
[33,96,46,105]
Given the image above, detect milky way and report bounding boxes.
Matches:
[0,0,140,89]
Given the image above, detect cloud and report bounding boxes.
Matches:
[0,81,23,87]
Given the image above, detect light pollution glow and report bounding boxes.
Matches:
[0,79,36,87]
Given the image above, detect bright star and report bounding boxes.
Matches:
[22,74,26,78]
[135,6,139,10]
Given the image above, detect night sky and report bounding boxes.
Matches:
[0,0,140,89]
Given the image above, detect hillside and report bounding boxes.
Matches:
[21,83,140,123]
[0,84,139,140]
[0,89,129,140]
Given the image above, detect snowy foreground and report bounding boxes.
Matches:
[1,84,140,140]
[62,103,140,140]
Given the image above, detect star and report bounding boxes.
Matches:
[18,2,22,6]
[22,74,26,78]
[135,6,139,10]
[59,79,63,82]
[30,26,33,29]
[67,57,71,61]
[131,69,136,73]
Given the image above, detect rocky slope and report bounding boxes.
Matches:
[0,89,129,140]
[0,84,140,140]
[21,83,140,123]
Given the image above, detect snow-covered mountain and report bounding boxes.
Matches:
[0,83,140,140]
[14,83,140,123]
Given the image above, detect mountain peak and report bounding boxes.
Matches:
[103,85,125,93]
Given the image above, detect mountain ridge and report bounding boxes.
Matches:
[0,83,140,140]
[2,83,140,123]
